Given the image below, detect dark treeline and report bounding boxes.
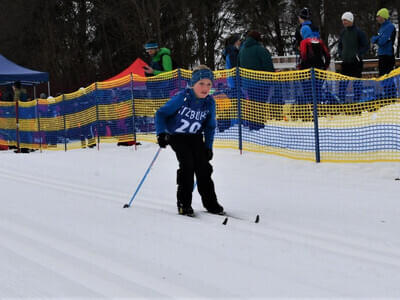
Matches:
[0,0,398,95]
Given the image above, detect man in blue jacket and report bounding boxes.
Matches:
[298,7,320,41]
[371,8,396,76]
[155,65,224,216]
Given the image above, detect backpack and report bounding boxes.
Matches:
[308,40,325,68]
[160,53,179,70]
[299,38,330,70]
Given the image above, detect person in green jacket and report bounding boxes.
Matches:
[143,41,173,77]
[237,31,274,72]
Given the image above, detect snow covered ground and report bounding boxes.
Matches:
[1,142,400,298]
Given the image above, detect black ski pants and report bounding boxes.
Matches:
[342,60,363,78]
[378,55,395,76]
[169,134,219,211]
[340,61,364,103]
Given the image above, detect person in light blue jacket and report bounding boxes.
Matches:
[371,8,396,76]
[298,7,320,41]
[155,65,224,217]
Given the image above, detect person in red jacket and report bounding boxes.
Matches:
[298,32,331,70]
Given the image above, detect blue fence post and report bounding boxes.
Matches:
[130,72,137,147]
[35,99,42,153]
[62,94,68,151]
[177,68,182,91]
[311,68,321,163]
[235,66,243,153]
[15,101,20,152]
[94,82,100,150]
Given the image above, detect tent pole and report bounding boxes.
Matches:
[33,85,36,99]
[47,82,51,97]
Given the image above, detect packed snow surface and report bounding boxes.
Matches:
[1,143,400,298]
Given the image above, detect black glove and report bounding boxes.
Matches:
[157,133,170,148]
[206,148,213,161]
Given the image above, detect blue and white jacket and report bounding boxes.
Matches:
[155,88,217,149]
[371,20,396,56]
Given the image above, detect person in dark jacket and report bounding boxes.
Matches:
[219,34,241,133]
[2,85,14,102]
[238,31,274,72]
[223,34,241,70]
[238,31,275,129]
[371,8,396,76]
[143,41,173,77]
[155,65,224,217]
[338,12,369,78]
[338,12,369,104]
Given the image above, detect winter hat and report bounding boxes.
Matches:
[299,7,311,20]
[341,12,354,23]
[144,42,159,50]
[190,67,214,87]
[377,8,389,19]
[229,34,241,45]
[247,30,262,42]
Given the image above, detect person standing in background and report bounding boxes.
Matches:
[238,30,274,72]
[13,81,28,102]
[371,8,396,76]
[223,34,241,71]
[237,30,275,129]
[142,41,173,76]
[338,12,369,78]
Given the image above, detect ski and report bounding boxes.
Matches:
[222,213,260,225]
[178,211,260,225]
[201,211,260,225]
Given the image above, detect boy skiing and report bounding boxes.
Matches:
[155,65,224,216]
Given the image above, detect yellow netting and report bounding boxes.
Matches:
[1,67,399,162]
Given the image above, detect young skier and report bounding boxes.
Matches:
[155,65,224,216]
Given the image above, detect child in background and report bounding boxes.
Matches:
[155,65,224,217]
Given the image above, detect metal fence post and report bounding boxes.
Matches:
[311,68,321,163]
[130,72,137,148]
[94,82,100,150]
[15,101,20,152]
[35,99,42,152]
[177,68,183,91]
[62,94,67,151]
[235,66,243,154]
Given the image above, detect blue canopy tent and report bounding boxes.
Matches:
[0,54,50,98]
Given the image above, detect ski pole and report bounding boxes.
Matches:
[123,147,162,208]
